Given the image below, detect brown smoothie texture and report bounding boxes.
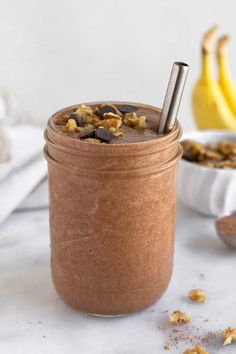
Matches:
[44,101,182,315]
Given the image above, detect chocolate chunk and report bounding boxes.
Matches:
[99,104,121,118]
[95,128,114,142]
[69,113,83,127]
[118,105,137,114]
[79,130,96,139]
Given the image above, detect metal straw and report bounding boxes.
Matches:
[158,61,189,134]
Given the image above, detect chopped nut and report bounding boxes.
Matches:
[123,112,146,129]
[188,289,207,303]
[54,114,69,125]
[183,345,208,354]
[109,127,124,137]
[83,138,101,144]
[99,104,122,117]
[97,116,122,130]
[82,115,100,126]
[94,107,100,115]
[169,311,190,325]
[74,104,93,119]
[222,327,236,345]
[63,119,77,132]
[103,112,122,120]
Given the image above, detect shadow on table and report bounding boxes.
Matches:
[186,233,233,257]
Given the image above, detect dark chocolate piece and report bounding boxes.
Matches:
[118,105,137,114]
[69,113,83,127]
[95,128,114,142]
[79,130,96,139]
[99,104,121,118]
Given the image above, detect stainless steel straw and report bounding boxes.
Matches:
[158,61,189,134]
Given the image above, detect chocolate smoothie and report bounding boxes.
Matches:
[44,101,182,315]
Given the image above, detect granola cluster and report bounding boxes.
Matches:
[181,139,236,168]
[54,103,147,144]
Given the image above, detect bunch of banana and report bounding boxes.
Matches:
[192,26,236,130]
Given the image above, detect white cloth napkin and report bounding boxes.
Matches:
[0,125,47,224]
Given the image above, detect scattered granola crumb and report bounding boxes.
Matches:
[164,342,171,350]
[183,344,208,354]
[148,308,155,313]
[169,311,190,325]
[203,319,209,323]
[160,321,217,350]
[188,289,207,303]
[162,310,169,314]
[222,327,236,345]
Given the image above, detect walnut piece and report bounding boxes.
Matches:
[169,310,190,325]
[123,112,146,129]
[63,119,77,132]
[188,289,207,303]
[222,327,236,345]
[82,115,100,126]
[109,127,124,137]
[74,104,93,119]
[103,112,121,120]
[183,345,208,354]
[97,115,122,130]
[83,138,101,144]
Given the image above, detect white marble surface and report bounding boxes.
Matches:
[0,195,236,353]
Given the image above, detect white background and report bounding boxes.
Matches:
[1,0,236,131]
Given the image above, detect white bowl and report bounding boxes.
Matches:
[178,130,236,216]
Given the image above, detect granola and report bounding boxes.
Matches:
[181,139,236,169]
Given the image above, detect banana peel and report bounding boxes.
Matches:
[192,26,236,130]
[217,35,236,116]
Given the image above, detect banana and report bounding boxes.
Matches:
[192,26,236,130]
[217,35,236,116]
